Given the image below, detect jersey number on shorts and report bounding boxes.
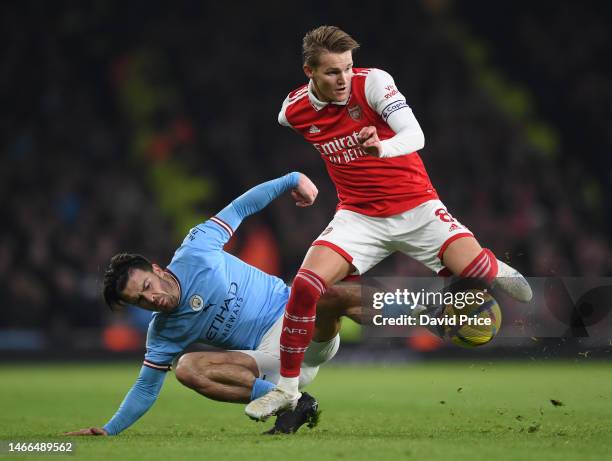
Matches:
[435,208,455,223]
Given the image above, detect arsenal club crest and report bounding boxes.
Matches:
[348,104,362,121]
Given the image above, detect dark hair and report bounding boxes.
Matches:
[103,253,153,310]
[302,25,360,67]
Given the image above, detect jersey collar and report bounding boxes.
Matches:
[164,268,183,307]
[308,79,350,111]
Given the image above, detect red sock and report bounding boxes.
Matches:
[280,269,327,378]
[460,248,498,284]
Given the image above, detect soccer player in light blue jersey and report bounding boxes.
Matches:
[65,172,361,436]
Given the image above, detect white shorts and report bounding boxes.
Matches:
[235,314,340,390]
[313,199,473,275]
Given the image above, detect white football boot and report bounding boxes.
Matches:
[245,388,302,421]
[491,260,533,302]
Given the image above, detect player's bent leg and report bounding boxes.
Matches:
[279,245,350,383]
[246,246,352,421]
[441,236,532,302]
[342,305,364,324]
[175,351,260,404]
[177,348,321,434]
[314,283,362,342]
[316,283,361,316]
[302,244,355,283]
[439,236,483,275]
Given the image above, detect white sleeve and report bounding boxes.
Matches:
[278,94,292,128]
[364,69,425,158]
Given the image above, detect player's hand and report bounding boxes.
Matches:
[358,126,383,157]
[63,427,108,436]
[291,173,318,207]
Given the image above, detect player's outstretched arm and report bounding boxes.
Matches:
[218,172,317,229]
[180,172,317,254]
[63,365,167,436]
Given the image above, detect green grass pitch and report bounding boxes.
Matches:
[1,362,611,460]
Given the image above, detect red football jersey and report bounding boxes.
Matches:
[279,68,437,217]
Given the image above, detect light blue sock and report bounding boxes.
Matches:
[250,378,275,401]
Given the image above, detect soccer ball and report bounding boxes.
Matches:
[442,289,502,348]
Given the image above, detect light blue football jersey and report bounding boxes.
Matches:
[103,172,301,435]
[144,175,298,368]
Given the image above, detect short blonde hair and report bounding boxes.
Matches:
[302,25,360,67]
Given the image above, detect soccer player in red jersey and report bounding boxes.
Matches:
[246,26,532,420]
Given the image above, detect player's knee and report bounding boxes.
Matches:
[317,286,343,310]
[175,354,201,389]
[174,359,191,387]
[317,285,360,319]
[441,236,482,274]
[175,354,219,396]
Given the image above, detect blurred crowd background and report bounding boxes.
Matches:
[1,0,610,356]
